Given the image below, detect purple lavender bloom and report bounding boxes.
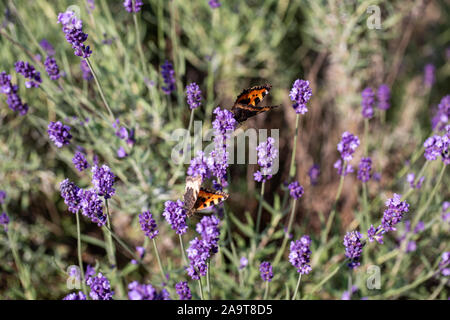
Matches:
[208,0,221,8]
[187,151,211,180]
[361,87,374,119]
[308,164,320,186]
[163,200,188,235]
[60,179,82,213]
[128,281,169,300]
[212,106,237,136]
[239,257,248,270]
[139,211,159,239]
[86,0,95,13]
[85,264,95,280]
[117,146,128,158]
[289,235,312,274]
[175,281,192,300]
[196,215,220,254]
[381,194,409,232]
[424,135,444,161]
[289,79,312,114]
[377,84,390,110]
[406,240,417,253]
[6,90,29,115]
[0,212,9,231]
[341,285,358,300]
[63,291,86,300]
[15,61,42,88]
[39,39,55,56]
[57,10,92,58]
[186,82,202,110]
[259,261,273,282]
[87,273,114,300]
[406,173,425,189]
[91,164,115,199]
[254,137,278,182]
[80,60,93,80]
[367,225,384,244]
[414,221,425,233]
[357,157,372,182]
[186,237,210,280]
[442,201,450,223]
[131,246,145,264]
[343,231,365,269]
[161,60,175,95]
[432,95,450,131]
[0,71,12,94]
[0,190,6,204]
[337,132,360,161]
[79,189,107,226]
[424,63,435,88]
[48,121,72,148]
[439,252,450,277]
[44,56,60,80]
[288,181,304,200]
[72,151,90,172]
[334,159,353,176]
[123,0,143,13]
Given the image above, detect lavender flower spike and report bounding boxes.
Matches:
[139,211,159,239]
[377,84,390,111]
[48,121,72,148]
[175,281,192,300]
[337,132,360,161]
[163,200,188,235]
[259,261,274,282]
[123,0,143,13]
[44,56,61,80]
[72,151,89,172]
[288,181,304,200]
[186,82,202,110]
[87,273,114,300]
[208,0,221,8]
[357,157,372,182]
[289,235,312,274]
[161,60,175,95]
[60,179,82,213]
[289,79,312,114]
[343,231,365,269]
[91,164,116,199]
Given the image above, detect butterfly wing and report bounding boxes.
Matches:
[231,84,277,123]
[183,175,202,216]
[193,188,229,213]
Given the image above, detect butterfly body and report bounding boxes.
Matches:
[231,84,278,123]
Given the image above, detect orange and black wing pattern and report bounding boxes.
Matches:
[191,188,229,216]
[231,84,278,123]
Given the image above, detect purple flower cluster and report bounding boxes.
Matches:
[0,212,9,231]
[239,257,248,270]
[186,82,202,110]
[57,10,92,58]
[259,261,273,282]
[44,57,61,80]
[175,281,192,300]
[186,237,210,280]
[60,179,82,214]
[406,173,424,189]
[289,79,312,114]
[424,63,435,88]
[161,60,175,95]
[288,181,304,200]
[377,84,390,110]
[343,231,365,269]
[431,95,449,131]
[128,281,170,300]
[208,0,221,8]
[163,200,188,235]
[123,0,143,13]
[48,121,72,148]
[139,211,159,239]
[308,164,320,185]
[40,39,55,56]
[63,291,86,300]
[91,165,116,199]
[15,61,42,88]
[289,235,312,274]
[72,151,90,172]
[0,71,29,115]
[423,128,450,164]
[439,252,450,277]
[80,60,93,80]
[79,189,107,226]
[337,132,360,162]
[334,159,353,176]
[196,215,220,254]
[357,157,372,182]
[187,151,211,180]
[0,190,6,204]
[87,273,114,300]
[442,201,450,223]
[381,194,409,232]
[361,87,374,119]
[254,137,278,182]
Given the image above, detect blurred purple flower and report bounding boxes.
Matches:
[117,146,128,158]
[254,137,278,182]
[139,211,159,239]
[367,225,384,244]
[334,159,353,176]
[439,252,450,277]
[343,231,365,269]
[341,285,358,300]
[123,0,143,13]
[431,95,449,132]
[187,151,211,180]
[87,273,114,300]
[308,164,320,185]
[259,261,273,282]
[357,157,372,182]
[289,235,312,274]
[288,181,304,200]
[289,79,312,114]
[186,237,210,280]
[186,82,202,110]
[60,179,82,214]
[337,132,360,161]
[0,212,9,231]
[406,173,424,189]
[0,190,6,204]
[63,291,86,300]
[92,164,115,199]
[442,201,450,222]
[72,151,90,172]
[175,281,192,300]
[424,63,435,88]
[0,71,29,115]
[39,39,55,56]
[44,56,60,80]
[381,194,409,232]
[57,10,92,58]
[377,84,390,110]
[161,60,175,95]
[361,87,374,119]
[208,0,221,8]
[128,281,169,300]
[196,215,220,254]
[15,61,42,88]
[163,200,188,235]
[48,121,72,148]
[80,60,93,80]
[239,257,248,270]
[79,189,107,226]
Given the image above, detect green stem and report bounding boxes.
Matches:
[362,182,369,231]
[364,118,369,156]
[323,168,346,242]
[274,198,297,266]
[76,211,88,296]
[85,58,115,121]
[292,273,302,300]
[198,277,205,300]
[206,259,211,299]
[179,234,188,266]
[263,281,269,300]
[255,181,266,234]
[152,238,167,282]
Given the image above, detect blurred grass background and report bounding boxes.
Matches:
[0,0,449,299]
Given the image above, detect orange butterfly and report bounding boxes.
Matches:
[183,176,229,217]
[231,84,278,123]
